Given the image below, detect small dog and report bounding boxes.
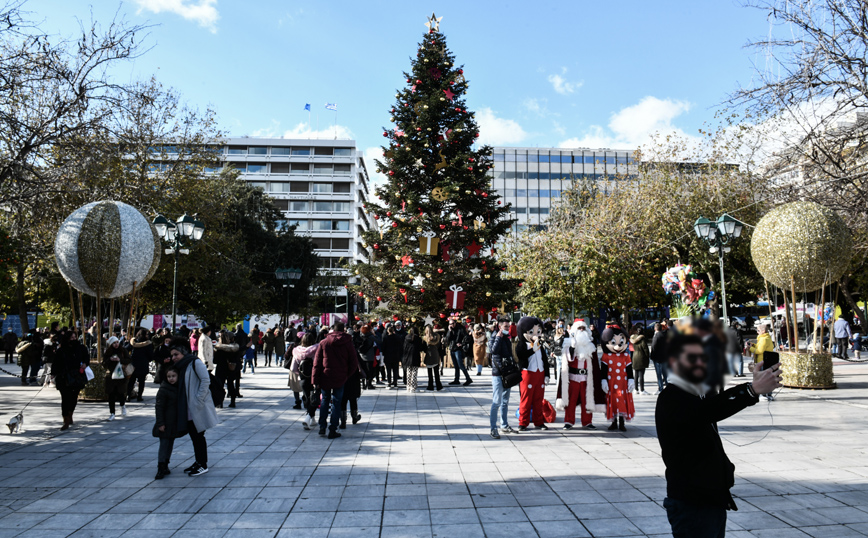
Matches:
[6,412,23,434]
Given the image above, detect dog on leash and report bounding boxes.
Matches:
[6,412,23,434]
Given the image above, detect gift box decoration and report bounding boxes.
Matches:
[419,231,440,255]
[445,284,466,310]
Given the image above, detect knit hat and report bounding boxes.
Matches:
[106,336,119,346]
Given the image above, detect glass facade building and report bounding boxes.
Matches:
[490,146,638,233]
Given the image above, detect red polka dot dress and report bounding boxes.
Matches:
[601,352,635,421]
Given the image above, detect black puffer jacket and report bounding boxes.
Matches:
[402,334,422,368]
[490,333,512,377]
[153,381,180,439]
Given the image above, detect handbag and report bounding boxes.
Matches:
[499,356,522,389]
[123,363,135,377]
[112,363,125,380]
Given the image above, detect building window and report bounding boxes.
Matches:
[333,182,351,193]
[334,164,351,175]
[332,220,350,231]
[288,219,308,230]
[247,163,267,174]
[291,147,311,156]
[314,147,334,156]
[311,183,332,193]
[539,189,549,197]
[528,189,539,197]
[516,189,527,197]
[332,238,350,249]
[248,181,266,190]
[313,164,333,175]
[291,163,310,173]
[504,152,516,162]
[290,182,309,192]
[334,148,352,157]
[493,153,505,162]
[248,147,267,155]
[312,220,332,231]
[272,199,289,211]
[513,207,526,215]
[312,237,330,249]
[333,202,350,212]
[314,201,332,212]
[529,207,550,215]
[516,153,528,162]
[227,146,246,155]
[229,163,245,172]
[271,147,291,155]
[583,156,596,164]
[291,201,309,212]
[271,163,289,174]
[203,165,222,174]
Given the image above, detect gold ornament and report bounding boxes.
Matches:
[751,201,851,292]
[484,274,490,279]
[431,187,448,201]
[376,276,382,282]
[486,292,491,297]
[416,227,423,233]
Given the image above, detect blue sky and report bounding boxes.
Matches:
[30,0,771,166]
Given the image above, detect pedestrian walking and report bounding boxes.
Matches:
[189,328,200,357]
[127,329,154,402]
[213,332,240,408]
[835,316,852,359]
[472,324,487,376]
[241,340,256,374]
[312,322,359,439]
[263,328,275,367]
[402,327,422,392]
[380,326,402,388]
[357,324,377,390]
[725,323,745,377]
[630,325,650,395]
[169,341,218,477]
[273,327,285,368]
[103,336,131,421]
[52,329,89,431]
[284,337,303,408]
[291,333,319,430]
[197,326,214,371]
[18,330,43,386]
[153,366,181,480]
[423,325,443,391]
[3,327,17,364]
[650,323,669,393]
[446,319,472,386]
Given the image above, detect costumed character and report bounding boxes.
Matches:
[512,316,551,431]
[555,319,606,429]
[600,325,635,432]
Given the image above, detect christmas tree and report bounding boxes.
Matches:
[352,13,517,324]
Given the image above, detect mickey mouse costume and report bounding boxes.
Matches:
[600,325,635,431]
[512,316,551,430]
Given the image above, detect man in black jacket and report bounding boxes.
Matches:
[656,334,781,538]
[446,320,472,386]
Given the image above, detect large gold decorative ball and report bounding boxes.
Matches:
[751,201,851,292]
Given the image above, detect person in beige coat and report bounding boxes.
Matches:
[197,326,214,371]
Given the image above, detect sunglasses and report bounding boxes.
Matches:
[684,353,708,365]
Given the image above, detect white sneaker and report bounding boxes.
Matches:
[121,407,127,416]
[641,391,651,395]
[108,414,115,421]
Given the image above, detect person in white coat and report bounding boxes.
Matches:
[197,326,214,371]
[170,343,218,477]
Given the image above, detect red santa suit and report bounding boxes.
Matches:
[600,326,635,423]
[556,321,606,427]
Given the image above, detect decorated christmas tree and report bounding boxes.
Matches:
[352,13,516,324]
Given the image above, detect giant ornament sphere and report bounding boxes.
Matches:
[54,201,161,298]
[751,201,851,292]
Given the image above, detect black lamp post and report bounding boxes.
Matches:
[693,214,744,324]
[559,266,576,321]
[276,268,302,325]
[153,213,205,334]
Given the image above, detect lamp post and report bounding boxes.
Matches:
[153,213,205,334]
[693,214,744,324]
[559,266,577,321]
[275,268,302,326]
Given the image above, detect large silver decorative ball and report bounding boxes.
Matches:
[751,201,851,292]
[54,201,161,298]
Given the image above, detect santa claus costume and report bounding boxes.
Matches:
[600,325,635,432]
[556,320,606,429]
[513,316,551,431]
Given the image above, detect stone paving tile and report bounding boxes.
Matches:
[3,361,868,537]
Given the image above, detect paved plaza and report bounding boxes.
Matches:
[2,359,868,537]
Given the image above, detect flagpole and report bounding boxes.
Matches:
[334,108,338,139]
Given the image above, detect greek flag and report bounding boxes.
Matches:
[304,103,311,111]
[325,103,337,111]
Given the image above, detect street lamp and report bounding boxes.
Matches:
[276,268,302,325]
[693,214,744,324]
[560,266,577,321]
[153,213,206,334]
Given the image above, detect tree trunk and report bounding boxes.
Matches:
[15,263,29,334]
[839,276,868,334]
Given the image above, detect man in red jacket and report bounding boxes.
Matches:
[312,322,359,439]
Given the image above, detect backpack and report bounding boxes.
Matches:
[462,333,473,354]
[298,356,313,379]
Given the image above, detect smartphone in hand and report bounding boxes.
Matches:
[763,351,780,371]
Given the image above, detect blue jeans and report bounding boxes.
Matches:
[653,361,668,391]
[663,498,726,538]
[727,352,744,376]
[318,386,344,432]
[490,376,511,430]
[452,349,470,382]
[242,358,255,373]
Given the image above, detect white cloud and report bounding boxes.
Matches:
[281,121,355,140]
[476,107,528,145]
[559,96,694,150]
[133,0,219,33]
[547,68,583,95]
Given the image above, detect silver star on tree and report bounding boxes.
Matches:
[425,13,442,32]
[377,300,390,310]
[424,315,436,326]
[413,275,425,287]
[470,268,482,279]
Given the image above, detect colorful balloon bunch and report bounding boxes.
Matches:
[661,264,714,306]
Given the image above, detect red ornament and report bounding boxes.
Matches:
[391,222,398,227]
[386,211,392,217]
[459,69,464,74]
[389,171,394,176]
[518,283,523,287]
[416,79,421,83]
[420,288,425,293]
[373,244,379,249]
[467,166,473,170]
[358,292,364,297]
[482,193,488,198]
[383,131,388,137]
[374,215,379,220]
[437,268,443,274]
[497,201,501,205]
[439,313,446,318]
[491,307,497,312]
[377,296,382,301]
[469,158,475,162]
[393,315,400,321]
[439,224,446,229]
[355,316,360,320]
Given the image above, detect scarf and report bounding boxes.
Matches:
[667,373,708,398]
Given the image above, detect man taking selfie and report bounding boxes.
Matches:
[656,333,782,538]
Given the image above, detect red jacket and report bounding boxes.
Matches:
[312,331,359,389]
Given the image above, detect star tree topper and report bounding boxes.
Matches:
[425,13,442,32]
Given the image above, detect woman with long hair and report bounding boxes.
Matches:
[423,325,443,391]
[402,327,422,392]
[103,336,131,420]
[472,324,487,376]
[52,329,89,430]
